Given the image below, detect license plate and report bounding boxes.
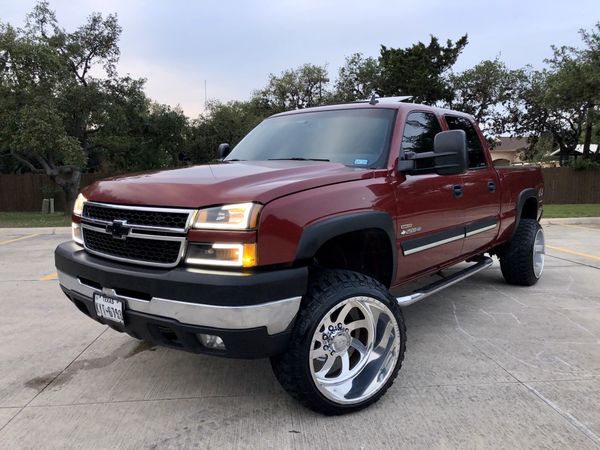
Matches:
[94,293,125,325]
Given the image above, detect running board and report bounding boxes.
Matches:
[396,256,493,307]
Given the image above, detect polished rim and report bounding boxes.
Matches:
[533,228,545,278]
[309,296,400,405]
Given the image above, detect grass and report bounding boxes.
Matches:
[543,204,600,218]
[0,211,71,228]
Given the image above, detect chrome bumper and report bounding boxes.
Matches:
[58,271,301,335]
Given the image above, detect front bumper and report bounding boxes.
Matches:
[55,242,308,358]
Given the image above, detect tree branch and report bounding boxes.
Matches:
[10,150,44,174]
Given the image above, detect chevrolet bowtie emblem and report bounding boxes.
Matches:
[106,219,130,240]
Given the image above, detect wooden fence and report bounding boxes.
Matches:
[0,168,598,211]
[541,168,600,204]
[0,172,112,212]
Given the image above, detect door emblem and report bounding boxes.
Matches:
[400,223,422,236]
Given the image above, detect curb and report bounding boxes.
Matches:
[541,217,600,225]
[0,226,71,234]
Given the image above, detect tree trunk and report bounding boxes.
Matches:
[50,167,82,216]
[582,106,594,159]
[559,146,567,167]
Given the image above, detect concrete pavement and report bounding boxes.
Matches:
[0,223,599,448]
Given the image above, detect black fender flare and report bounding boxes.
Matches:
[511,188,539,240]
[295,211,397,278]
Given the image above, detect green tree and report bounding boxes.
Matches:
[0,2,148,213]
[449,59,526,135]
[546,23,600,159]
[256,63,330,110]
[188,100,265,163]
[334,53,380,102]
[378,34,468,104]
[506,68,587,166]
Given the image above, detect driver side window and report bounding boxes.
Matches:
[401,112,442,153]
[401,112,442,169]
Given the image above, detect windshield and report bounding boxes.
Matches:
[225,108,396,168]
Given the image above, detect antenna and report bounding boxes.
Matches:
[204,80,207,111]
[369,93,378,105]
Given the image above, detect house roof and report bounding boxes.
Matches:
[550,144,598,156]
[490,137,528,152]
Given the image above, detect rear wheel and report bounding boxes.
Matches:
[271,269,406,415]
[500,219,545,286]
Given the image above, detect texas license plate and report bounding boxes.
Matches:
[94,293,124,325]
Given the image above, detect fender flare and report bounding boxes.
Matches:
[295,211,397,278]
[511,188,539,239]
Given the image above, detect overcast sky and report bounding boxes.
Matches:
[2,0,598,117]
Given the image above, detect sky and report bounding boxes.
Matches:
[1,0,598,117]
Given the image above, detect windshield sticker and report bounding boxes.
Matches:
[354,159,368,165]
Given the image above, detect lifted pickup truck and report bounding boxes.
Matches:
[55,98,544,415]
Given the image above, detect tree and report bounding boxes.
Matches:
[505,68,587,166]
[378,34,468,104]
[449,59,526,136]
[502,25,600,166]
[546,23,600,159]
[334,53,380,102]
[187,100,265,163]
[0,1,144,213]
[256,63,330,111]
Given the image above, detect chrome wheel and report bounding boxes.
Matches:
[533,228,545,278]
[309,296,401,405]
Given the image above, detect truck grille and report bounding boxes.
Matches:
[80,202,193,268]
[83,204,189,229]
[83,228,182,265]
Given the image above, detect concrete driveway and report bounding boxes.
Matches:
[0,222,599,449]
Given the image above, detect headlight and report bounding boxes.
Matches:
[73,193,87,216]
[192,203,261,230]
[186,243,257,267]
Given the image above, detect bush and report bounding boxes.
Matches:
[570,158,600,171]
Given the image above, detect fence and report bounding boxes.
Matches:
[0,172,112,212]
[541,168,600,204]
[0,168,598,211]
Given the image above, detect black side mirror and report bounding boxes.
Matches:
[217,143,231,160]
[398,129,468,175]
[433,130,468,175]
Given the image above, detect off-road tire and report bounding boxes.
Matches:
[500,219,544,286]
[270,269,406,415]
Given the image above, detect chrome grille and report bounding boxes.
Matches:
[83,203,190,230]
[80,202,194,268]
[83,228,182,265]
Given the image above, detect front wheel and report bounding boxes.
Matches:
[271,270,406,415]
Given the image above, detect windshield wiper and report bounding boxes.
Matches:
[268,157,330,162]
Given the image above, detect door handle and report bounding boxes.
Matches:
[453,184,464,198]
[487,181,496,193]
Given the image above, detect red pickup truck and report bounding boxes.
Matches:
[55,98,544,415]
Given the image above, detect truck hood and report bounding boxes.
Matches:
[82,161,372,208]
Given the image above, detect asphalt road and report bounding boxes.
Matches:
[0,221,599,449]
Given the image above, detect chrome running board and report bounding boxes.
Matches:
[396,256,493,307]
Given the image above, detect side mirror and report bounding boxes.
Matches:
[398,129,468,175]
[217,143,231,160]
[433,130,468,175]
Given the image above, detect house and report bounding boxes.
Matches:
[489,137,528,166]
[550,144,599,158]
